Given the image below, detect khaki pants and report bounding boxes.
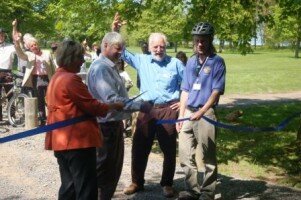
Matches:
[179,108,217,198]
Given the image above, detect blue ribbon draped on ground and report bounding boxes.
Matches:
[157,111,301,132]
[0,92,147,144]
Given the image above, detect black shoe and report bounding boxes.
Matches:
[178,191,199,200]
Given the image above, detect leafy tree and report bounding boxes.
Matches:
[47,0,114,44]
[265,5,296,48]
[121,0,186,52]
[277,0,301,58]
[184,0,271,54]
[0,0,55,44]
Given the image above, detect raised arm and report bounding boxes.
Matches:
[12,19,28,61]
[111,12,126,32]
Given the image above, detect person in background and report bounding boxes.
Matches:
[112,13,184,198]
[91,42,101,61]
[87,32,151,200]
[116,58,134,137]
[0,27,15,121]
[45,39,124,200]
[176,51,188,66]
[12,19,55,126]
[176,22,226,200]
[50,42,59,68]
[116,59,133,92]
[79,39,92,81]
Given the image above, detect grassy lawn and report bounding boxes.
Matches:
[125,47,301,96]
[123,47,301,189]
[216,102,301,188]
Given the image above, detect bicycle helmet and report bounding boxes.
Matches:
[191,22,214,36]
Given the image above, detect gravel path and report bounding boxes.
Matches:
[0,92,301,200]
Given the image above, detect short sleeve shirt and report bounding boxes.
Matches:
[0,43,15,70]
[181,54,226,107]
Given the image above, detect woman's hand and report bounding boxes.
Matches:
[12,19,21,43]
[111,12,126,32]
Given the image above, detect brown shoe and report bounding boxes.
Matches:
[162,186,174,198]
[123,183,144,195]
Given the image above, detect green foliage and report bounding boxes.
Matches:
[1,0,300,56]
[122,0,186,45]
[276,0,301,57]
[47,0,113,42]
[183,0,271,55]
[265,4,300,49]
[0,0,55,42]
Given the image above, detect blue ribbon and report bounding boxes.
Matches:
[0,93,148,144]
[157,112,301,132]
[0,115,93,144]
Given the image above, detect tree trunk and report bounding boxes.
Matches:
[174,42,178,53]
[294,36,300,58]
[297,114,301,141]
[218,40,224,53]
[295,21,301,58]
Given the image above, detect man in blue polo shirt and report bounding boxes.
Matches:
[176,22,226,200]
[112,13,184,198]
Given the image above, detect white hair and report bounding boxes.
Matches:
[23,34,38,49]
[101,32,125,52]
[148,33,167,47]
[23,33,33,41]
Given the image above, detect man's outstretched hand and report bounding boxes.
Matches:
[111,12,127,32]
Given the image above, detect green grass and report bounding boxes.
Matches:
[216,102,301,188]
[150,101,301,188]
[125,47,301,96]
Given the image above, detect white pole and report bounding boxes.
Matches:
[25,97,38,129]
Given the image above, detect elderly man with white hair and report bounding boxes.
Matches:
[87,31,151,200]
[112,13,184,198]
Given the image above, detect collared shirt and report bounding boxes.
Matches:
[0,42,15,70]
[181,54,226,108]
[87,54,142,122]
[122,49,184,104]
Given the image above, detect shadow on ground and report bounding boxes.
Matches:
[114,173,301,200]
[221,97,301,108]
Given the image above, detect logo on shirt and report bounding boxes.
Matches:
[203,66,211,74]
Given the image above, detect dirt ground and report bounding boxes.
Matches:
[0,91,301,200]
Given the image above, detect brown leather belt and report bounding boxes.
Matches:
[149,100,178,109]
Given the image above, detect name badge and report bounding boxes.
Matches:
[193,83,201,90]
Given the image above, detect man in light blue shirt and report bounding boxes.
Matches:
[112,13,184,198]
[87,32,149,200]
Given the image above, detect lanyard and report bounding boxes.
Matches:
[195,56,208,83]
